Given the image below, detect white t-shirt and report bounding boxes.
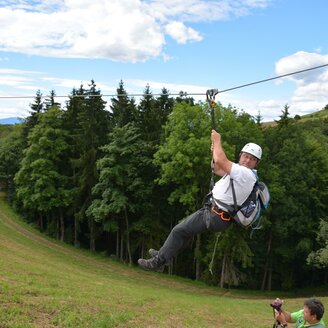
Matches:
[212,163,257,211]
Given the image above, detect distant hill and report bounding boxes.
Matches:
[262,107,328,128]
[0,117,22,125]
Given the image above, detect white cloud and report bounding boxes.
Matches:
[42,77,87,89]
[165,21,202,44]
[275,51,328,84]
[0,69,45,92]
[0,68,41,74]
[205,51,328,122]
[0,98,31,119]
[124,78,285,122]
[275,51,328,116]
[0,0,271,62]
[42,77,118,95]
[126,78,208,97]
[145,0,270,23]
[1,50,327,123]
[0,0,164,62]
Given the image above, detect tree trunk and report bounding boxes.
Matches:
[124,209,132,265]
[120,230,124,260]
[59,208,65,242]
[267,268,272,291]
[195,234,201,280]
[141,240,144,259]
[220,254,227,288]
[56,214,60,240]
[73,167,79,248]
[116,230,119,258]
[261,229,272,290]
[74,216,80,248]
[89,219,96,252]
[39,213,44,231]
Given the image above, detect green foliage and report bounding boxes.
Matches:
[0,125,24,201]
[67,81,111,246]
[205,226,254,287]
[87,123,152,219]
[110,80,137,128]
[261,108,328,288]
[154,102,212,211]
[2,83,328,290]
[307,219,328,268]
[14,107,72,214]
[275,103,292,128]
[87,123,154,262]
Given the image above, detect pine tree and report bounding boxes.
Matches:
[14,107,72,239]
[72,80,111,250]
[276,103,292,128]
[87,123,152,264]
[110,80,137,128]
[44,90,60,111]
[22,90,45,143]
[0,125,25,202]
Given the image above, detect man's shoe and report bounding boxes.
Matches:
[148,248,159,257]
[138,256,165,272]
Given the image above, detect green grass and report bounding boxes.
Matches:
[0,193,327,327]
[262,106,328,128]
[299,107,328,121]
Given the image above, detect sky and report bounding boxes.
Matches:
[0,0,328,122]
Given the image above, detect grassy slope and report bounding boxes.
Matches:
[261,106,328,128]
[0,193,327,328]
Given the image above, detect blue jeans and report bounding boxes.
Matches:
[158,204,232,264]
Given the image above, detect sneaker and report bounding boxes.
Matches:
[148,248,159,257]
[138,256,165,272]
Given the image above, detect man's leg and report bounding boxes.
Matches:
[138,207,208,271]
[158,208,208,263]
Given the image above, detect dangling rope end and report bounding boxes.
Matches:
[209,232,221,276]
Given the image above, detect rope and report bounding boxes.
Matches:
[206,88,219,191]
[209,232,221,276]
[218,63,328,94]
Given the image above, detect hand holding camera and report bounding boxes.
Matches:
[271,298,284,313]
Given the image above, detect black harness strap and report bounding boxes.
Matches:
[230,178,238,212]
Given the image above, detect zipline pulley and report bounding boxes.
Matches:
[206,89,219,130]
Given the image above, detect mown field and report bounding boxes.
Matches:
[0,192,327,328]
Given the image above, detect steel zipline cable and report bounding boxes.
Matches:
[0,63,328,100]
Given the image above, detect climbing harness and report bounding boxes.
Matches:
[215,176,270,238]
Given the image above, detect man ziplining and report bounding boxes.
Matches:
[138,128,266,272]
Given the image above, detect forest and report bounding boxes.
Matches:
[0,80,327,291]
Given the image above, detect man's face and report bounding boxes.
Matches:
[303,305,318,324]
[239,152,259,169]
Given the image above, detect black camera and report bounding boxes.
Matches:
[270,299,283,312]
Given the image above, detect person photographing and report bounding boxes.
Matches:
[272,297,325,328]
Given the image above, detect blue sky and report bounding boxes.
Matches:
[0,0,328,121]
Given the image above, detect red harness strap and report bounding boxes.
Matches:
[211,206,232,221]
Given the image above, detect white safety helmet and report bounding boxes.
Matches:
[241,143,262,160]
